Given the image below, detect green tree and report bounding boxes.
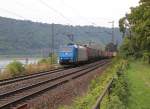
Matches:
[119,17,126,38]
[119,0,150,63]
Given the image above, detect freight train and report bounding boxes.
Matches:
[59,44,114,65]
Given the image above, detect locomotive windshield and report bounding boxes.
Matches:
[60,47,72,52]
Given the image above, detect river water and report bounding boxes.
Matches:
[0,58,40,71]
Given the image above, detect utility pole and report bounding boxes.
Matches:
[71,25,74,42]
[67,25,74,43]
[51,23,54,65]
[112,21,114,44]
[108,21,115,44]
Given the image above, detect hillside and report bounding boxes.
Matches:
[0,16,122,56]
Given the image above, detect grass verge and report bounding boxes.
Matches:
[127,60,150,109]
[101,59,150,109]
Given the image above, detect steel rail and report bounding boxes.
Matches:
[0,61,106,98]
[0,60,109,108]
[0,67,65,86]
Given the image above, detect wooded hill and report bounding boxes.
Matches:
[0,16,122,56]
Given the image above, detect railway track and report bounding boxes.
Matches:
[0,60,109,109]
[0,67,65,86]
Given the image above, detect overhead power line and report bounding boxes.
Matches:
[36,0,72,23]
[60,2,94,25]
[0,7,25,19]
[13,0,40,14]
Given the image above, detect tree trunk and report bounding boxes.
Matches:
[149,56,150,64]
[122,32,125,38]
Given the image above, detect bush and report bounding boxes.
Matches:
[112,74,130,106]
[142,51,150,64]
[5,60,25,77]
[38,55,58,65]
[106,60,130,108]
[107,96,126,109]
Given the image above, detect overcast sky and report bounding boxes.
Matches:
[0,0,139,27]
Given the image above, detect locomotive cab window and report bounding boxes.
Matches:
[60,47,72,52]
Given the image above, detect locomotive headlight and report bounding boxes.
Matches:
[65,52,68,55]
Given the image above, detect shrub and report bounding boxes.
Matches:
[107,60,130,108]
[112,74,130,106]
[107,95,126,109]
[142,50,150,64]
[38,58,48,64]
[5,60,25,77]
[38,55,57,65]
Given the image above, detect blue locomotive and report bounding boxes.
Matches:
[59,44,78,64]
[59,44,89,65]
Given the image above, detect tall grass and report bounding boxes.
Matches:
[0,71,12,80]
[0,55,59,80]
[25,63,56,75]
